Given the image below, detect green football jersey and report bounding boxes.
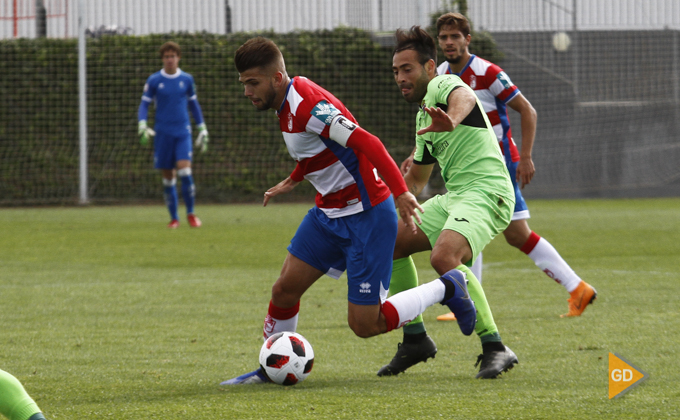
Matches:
[414,74,513,197]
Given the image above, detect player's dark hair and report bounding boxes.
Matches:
[234,37,283,73]
[393,26,436,64]
[159,41,181,58]
[436,12,471,37]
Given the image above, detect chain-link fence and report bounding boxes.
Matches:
[1,0,679,205]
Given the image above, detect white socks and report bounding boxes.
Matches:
[524,233,582,293]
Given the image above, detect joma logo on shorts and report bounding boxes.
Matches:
[432,140,449,156]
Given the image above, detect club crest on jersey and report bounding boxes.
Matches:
[469,75,477,89]
[159,82,165,89]
[496,71,513,89]
[179,81,184,88]
[288,113,293,131]
[312,100,341,125]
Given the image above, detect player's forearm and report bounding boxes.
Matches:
[188,99,205,125]
[403,171,428,197]
[519,107,537,159]
[138,100,150,121]
[508,93,537,158]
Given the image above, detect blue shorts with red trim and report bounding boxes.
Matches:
[287,196,397,305]
[506,160,530,220]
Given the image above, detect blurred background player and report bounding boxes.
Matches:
[400,13,597,320]
[381,26,518,379]
[0,369,46,420]
[138,41,209,229]
[222,36,478,384]
[434,13,596,319]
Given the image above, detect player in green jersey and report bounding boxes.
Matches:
[378,26,518,379]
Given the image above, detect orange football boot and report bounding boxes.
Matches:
[436,312,457,321]
[561,281,597,317]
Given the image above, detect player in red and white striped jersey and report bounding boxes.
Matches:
[223,37,479,385]
[409,13,596,321]
[275,75,397,218]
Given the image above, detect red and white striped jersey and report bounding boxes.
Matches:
[437,55,520,163]
[277,76,392,218]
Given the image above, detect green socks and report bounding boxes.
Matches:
[0,369,44,420]
[455,265,502,343]
[391,257,425,333]
[390,258,502,345]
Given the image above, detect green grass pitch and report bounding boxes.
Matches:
[1,198,679,419]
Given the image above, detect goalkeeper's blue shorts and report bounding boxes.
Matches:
[287,195,397,306]
[154,127,192,169]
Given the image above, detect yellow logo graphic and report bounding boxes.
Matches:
[608,352,648,399]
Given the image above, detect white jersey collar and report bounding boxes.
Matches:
[161,68,183,79]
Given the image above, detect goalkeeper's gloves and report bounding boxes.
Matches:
[195,122,209,153]
[138,120,155,146]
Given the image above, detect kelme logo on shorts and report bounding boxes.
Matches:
[608,353,648,399]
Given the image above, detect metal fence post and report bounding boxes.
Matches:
[78,0,88,204]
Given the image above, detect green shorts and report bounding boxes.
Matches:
[417,189,514,266]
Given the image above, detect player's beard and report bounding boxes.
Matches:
[446,55,463,65]
[401,70,430,104]
[254,83,278,111]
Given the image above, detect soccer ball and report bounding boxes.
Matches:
[259,332,314,386]
[552,31,571,52]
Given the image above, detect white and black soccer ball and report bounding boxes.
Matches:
[259,332,314,386]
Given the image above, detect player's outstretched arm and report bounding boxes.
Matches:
[263,176,300,207]
[417,106,454,134]
[417,87,476,135]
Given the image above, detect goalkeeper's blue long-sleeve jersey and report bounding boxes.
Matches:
[138,68,204,133]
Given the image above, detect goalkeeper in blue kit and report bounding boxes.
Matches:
[138,41,209,228]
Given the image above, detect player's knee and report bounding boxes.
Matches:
[177,167,192,177]
[430,251,462,276]
[162,177,176,187]
[270,281,289,301]
[348,319,379,338]
[504,230,529,248]
[393,239,413,260]
[271,280,301,307]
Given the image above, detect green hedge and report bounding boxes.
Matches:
[0,29,424,205]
